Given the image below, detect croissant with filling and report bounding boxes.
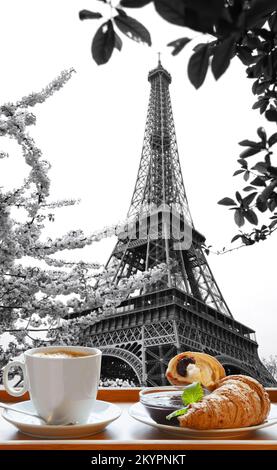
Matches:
[178,375,271,429]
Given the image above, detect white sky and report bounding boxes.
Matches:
[0,0,276,359]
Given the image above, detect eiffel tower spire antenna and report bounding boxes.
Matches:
[82,62,276,387]
[157,51,161,65]
[127,57,193,225]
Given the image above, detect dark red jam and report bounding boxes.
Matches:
[141,391,183,426]
[176,357,195,377]
[141,388,210,426]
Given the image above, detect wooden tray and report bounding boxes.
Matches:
[0,388,277,450]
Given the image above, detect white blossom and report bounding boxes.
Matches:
[0,70,165,367]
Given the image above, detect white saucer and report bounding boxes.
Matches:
[2,400,121,439]
[129,402,277,439]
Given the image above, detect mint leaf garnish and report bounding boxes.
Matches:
[181,382,204,406]
[165,383,204,422]
[166,407,188,421]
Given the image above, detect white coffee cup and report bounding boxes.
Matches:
[3,345,102,425]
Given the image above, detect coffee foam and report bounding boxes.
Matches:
[32,349,91,359]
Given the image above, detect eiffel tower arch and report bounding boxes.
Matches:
[101,347,142,384]
[82,60,276,387]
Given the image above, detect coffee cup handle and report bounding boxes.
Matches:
[3,361,28,397]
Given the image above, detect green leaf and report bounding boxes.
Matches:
[241,235,255,246]
[114,31,123,51]
[182,382,204,406]
[166,407,188,421]
[121,0,152,6]
[268,166,277,177]
[233,169,244,176]
[269,219,277,229]
[252,79,269,95]
[91,20,115,65]
[188,44,210,89]
[247,36,261,50]
[167,37,191,56]
[234,209,245,227]
[237,46,255,66]
[269,199,277,212]
[211,35,236,80]
[257,127,267,142]
[165,382,204,422]
[79,10,102,20]
[231,234,241,243]
[246,0,276,29]
[239,139,261,147]
[265,109,277,122]
[243,186,255,191]
[253,99,267,110]
[240,147,261,158]
[193,42,208,52]
[154,0,186,27]
[252,101,262,111]
[236,191,242,203]
[243,170,250,181]
[268,133,277,147]
[114,14,151,45]
[116,8,127,17]
[217,197,236,206]
[251,162,268,174]
[244,209,258,225]
[251,176,266,187]
[256,196,268,212]
[237,158,248,169]
[180,0,225,17]
[243,192,257,206]
[156,2,217,35]
[265,153,272,166]
[269,12,277,32]
[255,28,273,41]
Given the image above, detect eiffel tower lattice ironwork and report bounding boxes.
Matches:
[83,60,276,387]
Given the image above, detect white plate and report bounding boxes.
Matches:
[2,400,121,439]
[129,402,277,439]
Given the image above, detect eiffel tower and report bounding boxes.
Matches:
[83,59,276,387]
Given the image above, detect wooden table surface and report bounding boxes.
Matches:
[1,388,277,450]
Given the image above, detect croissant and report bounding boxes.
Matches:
[166,351,226,390]
[178,375,271,429]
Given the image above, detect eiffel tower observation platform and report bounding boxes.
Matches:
[82,59,276,387]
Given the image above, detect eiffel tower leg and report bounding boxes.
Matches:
[158,345,166,385]
[145,343,177,386]
[173,319,181,353]
[143,317,185,386]
[164,224,172,288]
[141,326,147,386]
[216,353,276,387]
[177,249,190,294]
